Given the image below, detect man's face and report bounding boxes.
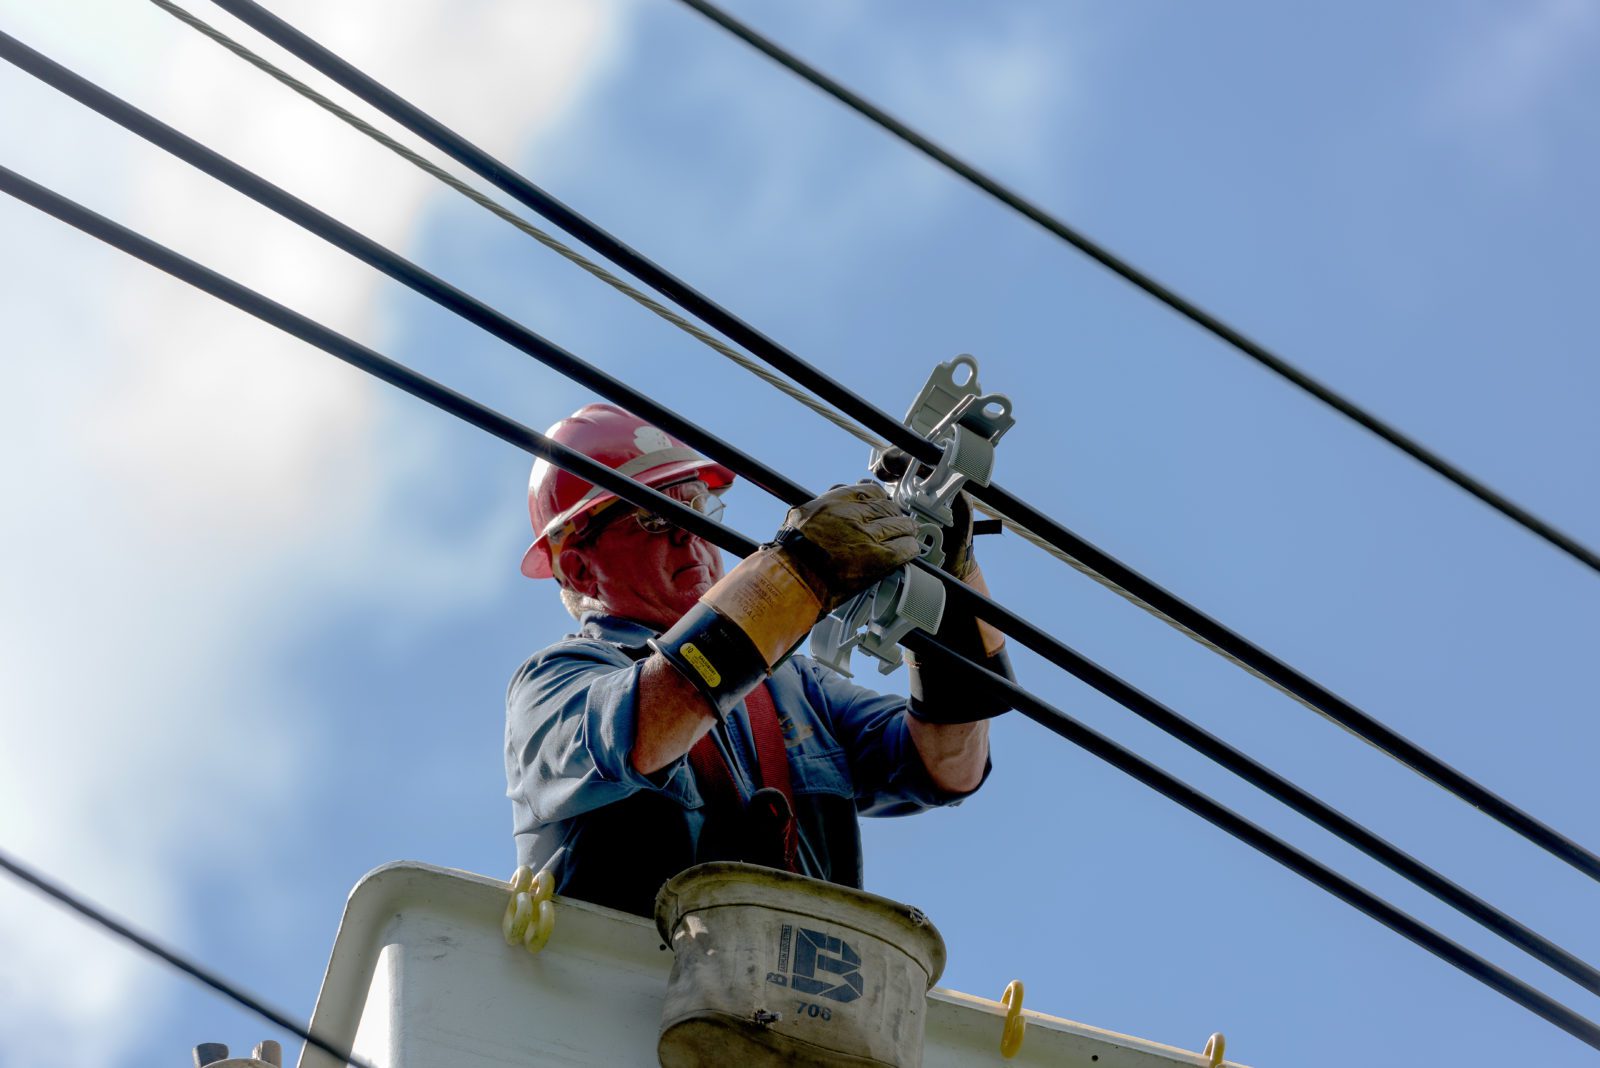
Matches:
[556,482,727,630]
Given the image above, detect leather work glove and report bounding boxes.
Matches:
[770,482,921,611]
[652,482,918,718]
[870,448,1014,724]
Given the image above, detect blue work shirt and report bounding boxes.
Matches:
[505,612,986,915]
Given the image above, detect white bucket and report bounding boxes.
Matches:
[654,862,946,1068]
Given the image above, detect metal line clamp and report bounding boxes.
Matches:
[811,355,1014,676]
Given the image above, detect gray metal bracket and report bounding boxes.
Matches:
[811,355,1013,676]
[808,565,949,675]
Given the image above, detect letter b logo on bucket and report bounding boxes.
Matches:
[767,924,866,1003]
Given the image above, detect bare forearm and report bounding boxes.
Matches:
[907,715,989,793]
[630,653,719,775]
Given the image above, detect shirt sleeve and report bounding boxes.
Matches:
[504,640,696,827]
[795,657,991,817]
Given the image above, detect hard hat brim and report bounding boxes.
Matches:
[520,458,734,580]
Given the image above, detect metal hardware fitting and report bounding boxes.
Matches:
[811,355,1013,675]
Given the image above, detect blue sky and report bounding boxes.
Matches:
[1,2,1597,1066]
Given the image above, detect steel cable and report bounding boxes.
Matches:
[146,0,882,453]
[3,162,1598,1048]
[146,0,1258,715]
[670,0,1600,578]
[0,847,371,1068]
[146,0,1331,750]
[184,0,1600,885]
[10,30,1600,996]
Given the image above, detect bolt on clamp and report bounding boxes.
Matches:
[811,355,1014,676]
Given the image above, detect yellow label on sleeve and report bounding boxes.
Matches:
[680,642,722,687]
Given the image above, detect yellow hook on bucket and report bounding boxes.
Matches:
[1203,1031,1226,1067]
[999,979,1026,1058]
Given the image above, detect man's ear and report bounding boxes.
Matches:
[558,546,600,598]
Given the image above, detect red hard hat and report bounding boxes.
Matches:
[520,403,735,579]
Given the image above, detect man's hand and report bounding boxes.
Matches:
[773,482,921,611]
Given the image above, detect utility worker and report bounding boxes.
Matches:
[505,403,1014,917]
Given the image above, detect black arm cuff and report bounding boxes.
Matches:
[907,644,1015,724]
[649,602,768,719]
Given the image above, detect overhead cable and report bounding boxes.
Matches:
[144,0,1383,792]
[181,0,1600,885]
[670,0,1600,578]
[0,847,370,1068]
[3,165,1598,1049]
[143,0,1254,690]
[148,0,1293,744]
[144,0,880,453]
[11,30,1598,994]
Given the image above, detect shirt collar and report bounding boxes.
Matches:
[577,612,660,656]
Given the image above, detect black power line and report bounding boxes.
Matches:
[0,848,370,1068]
[195,0,1600,885]
[670,0,1600,578]
[3,163,1598,1050]
[8,31,1596,995]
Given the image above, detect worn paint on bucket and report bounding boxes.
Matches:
[654,862,947,1068]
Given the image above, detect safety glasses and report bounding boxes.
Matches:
[584,479,725,542]
[634,484,726,534]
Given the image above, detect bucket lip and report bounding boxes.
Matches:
[654,862,947,981]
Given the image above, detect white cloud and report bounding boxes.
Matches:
[0,1,621,1062]
[880,6,1076,174]
[1427,0,1598,134]
[659,5,1079,275]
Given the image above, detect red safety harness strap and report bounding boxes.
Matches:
[745,682,797,806]
[686,732,739,810]
[685,682,798,871]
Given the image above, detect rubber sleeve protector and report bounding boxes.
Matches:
[650,546,823,718]
[906,563,1016,723]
